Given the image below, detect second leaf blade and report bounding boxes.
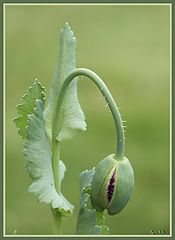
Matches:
[44,23,86,141]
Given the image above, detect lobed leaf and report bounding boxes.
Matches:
[14,80,74,216]
[76,168,109,235]
[44,22,86,142]
[23,98,74,216]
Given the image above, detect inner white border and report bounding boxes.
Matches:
[3,3,172,238]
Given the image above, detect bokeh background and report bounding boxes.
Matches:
[5,4,170,235]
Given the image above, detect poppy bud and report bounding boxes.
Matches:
[90,154,134,215]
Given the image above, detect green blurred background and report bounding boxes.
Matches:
[5,4,170,235]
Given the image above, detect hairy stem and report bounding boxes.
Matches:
[53,68,125,159]
[51,68,124,234]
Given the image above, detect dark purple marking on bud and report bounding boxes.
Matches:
[107,169,116,203]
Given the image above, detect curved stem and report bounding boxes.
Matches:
[53,68,125,159]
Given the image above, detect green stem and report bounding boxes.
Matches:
[51,140,61,234]
[51,120,61,234]
[52,140,60,192]
[53,68,125,159]
[51,208,62,235]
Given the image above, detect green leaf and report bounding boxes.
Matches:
[14,80,45,138]
[76,169,109,235]
[44,22,86,142]
[23,99,74,216]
